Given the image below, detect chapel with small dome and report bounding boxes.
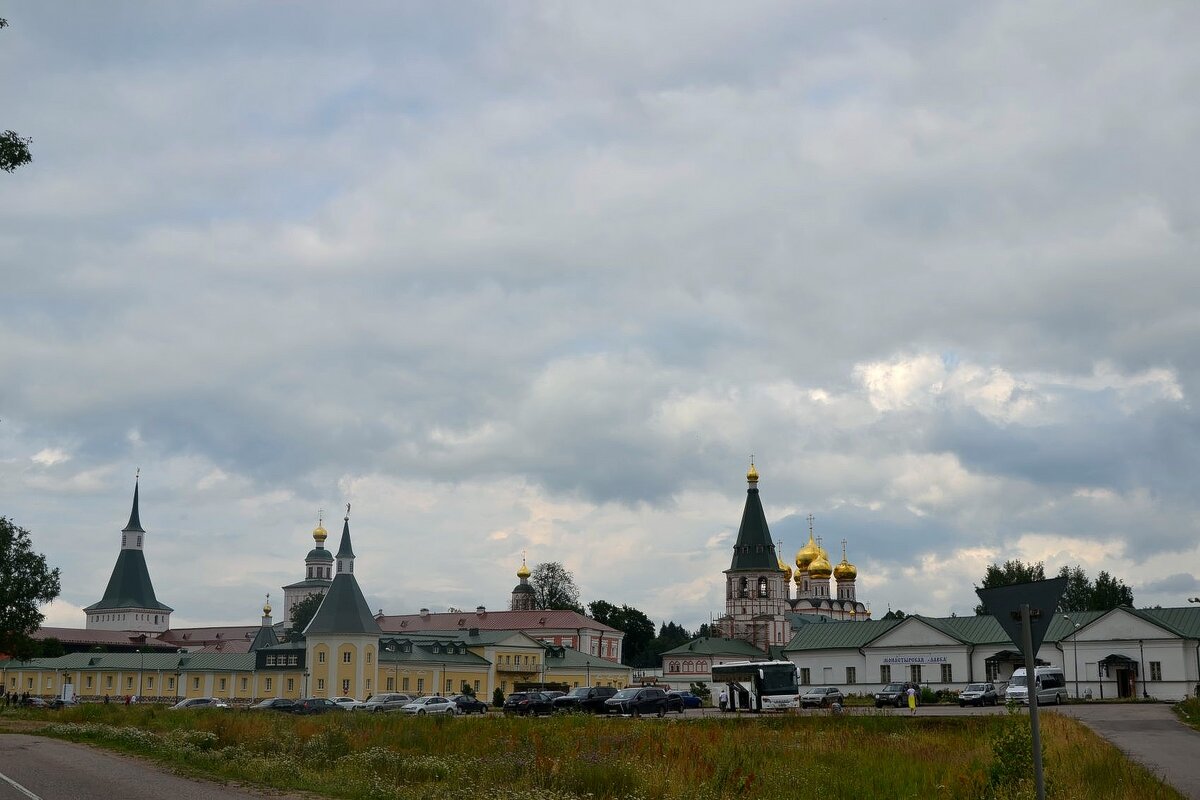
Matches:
[716,461,870,652]
[280,514,335,626]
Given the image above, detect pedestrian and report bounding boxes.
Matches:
[719,687,728,712]
[907,684,917,716]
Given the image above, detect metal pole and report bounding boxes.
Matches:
[1020,604,1047,800]
[1074,633,1079,699]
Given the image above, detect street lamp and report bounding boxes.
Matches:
[1063,615,1082,699]
[137,648,144,702]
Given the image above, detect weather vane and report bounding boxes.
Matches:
[345,502,351,519]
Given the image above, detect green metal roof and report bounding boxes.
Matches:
[0,651,254,672]
[248,624,279,652]
[542,645,628,671]
[727,485,782,571]
[303,519,380,636]
[784,618,901,651]
[661,637,766,658]
[85,549,172,612]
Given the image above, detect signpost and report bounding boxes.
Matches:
[976,577,1067,800]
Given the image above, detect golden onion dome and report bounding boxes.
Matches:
[517,557,531,580]
[777,554,793,582]
[312,518,328,544]
[796,534,820,571]
[834,558,857,581]
[747,461,759,483]
[809,548,833,579]
[794,569,804,587]
[263,599,272,616]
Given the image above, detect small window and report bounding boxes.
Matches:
[317,679,325,691]
[1150,662,1162,681]
[318,651,326,663]
[147,677,154,689]
[417,678,424,693]
[122,535,127,546]
[193,677,200,690]
[137,536,142,547]
[168,677,174,689]
[266,677,273,691]
[127,677,134,689]
[880,665,891,684]
[86,676,94,689]
[800,668,810,686]
[402,677,410,691]
[846,667,856,685]
[342,651,352,664]
[910,665,923,684]
[940,664,953,684]
[446,679,453,693]
[758,577,769,598]
[241,677,247,691]
[342,679,350,694]
[286,678,293,691]
[366,652,372,665]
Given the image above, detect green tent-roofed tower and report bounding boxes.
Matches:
[303,506,381,701]
[719,462,789,652]
[85,478,173,633]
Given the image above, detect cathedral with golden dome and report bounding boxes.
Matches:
[716,462,870,653]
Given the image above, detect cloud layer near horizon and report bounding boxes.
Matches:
[2,2,1198,630]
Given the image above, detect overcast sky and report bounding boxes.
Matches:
[3,3,1199,632]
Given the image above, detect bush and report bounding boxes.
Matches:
[492,687,504,707]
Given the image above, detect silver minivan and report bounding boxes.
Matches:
[1004,667,1068,705]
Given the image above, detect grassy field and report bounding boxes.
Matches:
[0,704,1182,800]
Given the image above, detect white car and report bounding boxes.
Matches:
[168,697,229,710]
[331,696,366,711]
[401,696,458,715]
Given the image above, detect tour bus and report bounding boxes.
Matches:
[1004,666,1068,706]
[711,661,800,711]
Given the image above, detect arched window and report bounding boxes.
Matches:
[669,662,680,673]
[683,660,693,673]
[739,577,749,598]
[758,577,769,598]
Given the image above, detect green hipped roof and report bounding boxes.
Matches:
[85,549,172,612]
[303,519,380,636]
[661,636,766,659]
[306,547,333,562]
[784,618,902,651]
[727,485,782,571]
[85,483,170,613]
[248,623,279,652]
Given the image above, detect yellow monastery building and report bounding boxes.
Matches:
[2,484,628,703]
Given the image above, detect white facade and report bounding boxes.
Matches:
[785,609,1200,702]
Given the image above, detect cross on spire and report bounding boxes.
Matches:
[807,513,815,537]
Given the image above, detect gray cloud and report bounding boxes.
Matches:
[3,2,1200,628]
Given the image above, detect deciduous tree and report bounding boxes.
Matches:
[973,560,1047,615]
[529,562,583,612]
[0,517,61,660]
[285,592,325,640]
[0,20,34,174]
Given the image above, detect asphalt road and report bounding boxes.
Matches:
[0,734,306,800]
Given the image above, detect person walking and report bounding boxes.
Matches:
[718,687,728,712]
[906,684,918,716]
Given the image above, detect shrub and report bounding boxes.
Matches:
[492,687,505,707]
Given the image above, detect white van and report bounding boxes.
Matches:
[1004,666,1068,705]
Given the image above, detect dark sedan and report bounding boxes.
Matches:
[605,687,669,717]
[502,692,554,716]
[292,697,345,715]
[250,698,297,712]
[552,685,618,714]
[452,694,489,714]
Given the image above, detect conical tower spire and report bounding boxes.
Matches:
[123,472,145,534]
[304,502,381,636]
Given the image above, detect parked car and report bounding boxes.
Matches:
[363,693,414,713]
[959,683,999,707]
[605,687,670,717]
[49,697,80,709]
[292,697,344,715]
[22,697,50,708]
[332,696,366,711]
[451,694,489,714]
[401,696,458,715]
[1005,667,1069,706]
[800,687,844,709]
[542,690,566,701]
[667,690,702,710]
[250,698,296,712]
[552,686,618,714]
[503,691,555,716]
[169,697,229,711]
[874,682,909,708]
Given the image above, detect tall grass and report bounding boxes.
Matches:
[11,704,1182,800]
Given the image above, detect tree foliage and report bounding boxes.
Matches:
[973,560,1047,615]
[974,560,1134,615]
[0,517,62,660]
[1,20,33,174]
[285,592,325,640]
[529,562,583,613]
[587,600,656,666]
